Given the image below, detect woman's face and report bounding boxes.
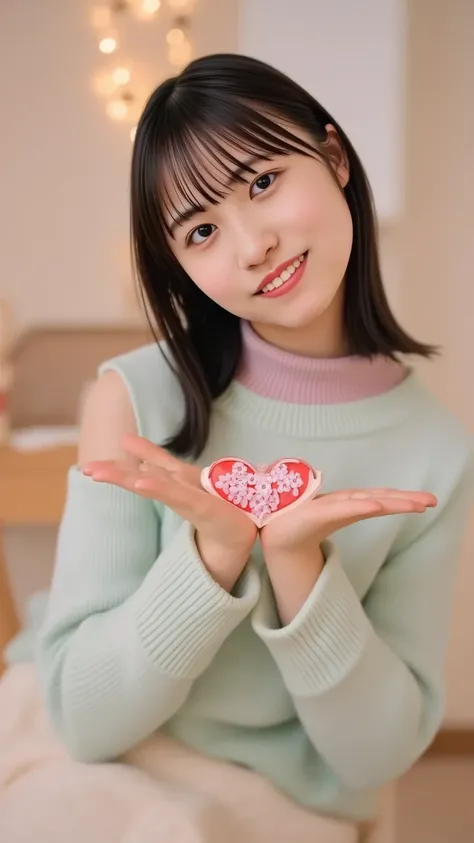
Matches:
[164,124,352,344]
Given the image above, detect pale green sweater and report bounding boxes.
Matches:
[37,343,473,822]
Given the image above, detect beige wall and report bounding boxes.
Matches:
[1,1,473,722]
[400,0,474,723]
[0,0,239,616]
[0,0,239,334]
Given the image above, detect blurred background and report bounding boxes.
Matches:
[0,1,473,839]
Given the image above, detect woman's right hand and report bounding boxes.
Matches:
[83,433,258,592]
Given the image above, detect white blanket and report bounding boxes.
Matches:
[0,664,377,843]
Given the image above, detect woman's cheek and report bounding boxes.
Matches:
[186,258,234,305]
[275,185,322,233]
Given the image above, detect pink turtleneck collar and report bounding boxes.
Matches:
[235,321,408,404]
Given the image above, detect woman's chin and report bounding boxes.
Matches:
[272,302,334,331]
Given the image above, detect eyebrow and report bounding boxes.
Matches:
[168,154,264,237]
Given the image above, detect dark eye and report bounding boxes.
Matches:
[250,172,278,197]
[188,223,216,246]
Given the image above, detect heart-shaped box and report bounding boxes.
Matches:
[201,457,322,528]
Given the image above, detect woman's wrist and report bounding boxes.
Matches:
[194,529,251,593]
[266,542,325,569]
[262,542,325,626]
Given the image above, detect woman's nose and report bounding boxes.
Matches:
[236,227,279,271]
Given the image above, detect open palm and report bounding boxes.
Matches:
[84,435,437,560]
[260,485,437,555]
[83,434,258,552]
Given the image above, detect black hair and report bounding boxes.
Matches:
[130,52,436,458]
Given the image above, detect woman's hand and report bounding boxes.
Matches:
[83,434,258,592]
[259,488,437,625]
[261,487,437,557]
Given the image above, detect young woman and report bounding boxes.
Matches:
[35,53,472,842]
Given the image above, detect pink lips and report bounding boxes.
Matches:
[258,253,308,299]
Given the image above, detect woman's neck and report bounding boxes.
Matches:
[236,320,408,405]
[250,287,347,358]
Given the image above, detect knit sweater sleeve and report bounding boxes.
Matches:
[36,469,260,763]
[252,455,473,790]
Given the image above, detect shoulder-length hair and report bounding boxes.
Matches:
[130,53,435,458]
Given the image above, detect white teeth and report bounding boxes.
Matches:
[260,254,306,294]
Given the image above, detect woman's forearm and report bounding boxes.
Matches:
[263,543,325,626]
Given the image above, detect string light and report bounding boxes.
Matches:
[136,0,161,16]
[112,66,131,85]
[93,66,132,97]
[166,28,184,45]
[99,36,118,54]
[166,16,192,68]
[167,0,194,10]
[90,0,196,134]
[106,98,129,120]
[128,0,161,19]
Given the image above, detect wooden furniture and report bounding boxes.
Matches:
[10,324,151,427]
[0,323,151,675]
[0,445,76,673]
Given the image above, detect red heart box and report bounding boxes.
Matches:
[201,457,322,528]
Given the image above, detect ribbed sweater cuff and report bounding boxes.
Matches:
[133,521,260,678]
[252,542,372,696]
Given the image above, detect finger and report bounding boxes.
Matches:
[134,472,219,522]
[84,458,173,492]
[296,497,429,543]
[319,498,385,520]
[121,435,182,472]
[86,455,212,523]
[326,488,434,501]
[319,495,430,530]
[122,434,203,488]
[88,464,194,514]
[85,462,147,489]
[82,458,137,476]
[306,493,430,527]
[369,497,429,514]
[330,502,429,533]
[350,491,436,509]
[326,488,437,506]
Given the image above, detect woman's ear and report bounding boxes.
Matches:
[323,124,350,188]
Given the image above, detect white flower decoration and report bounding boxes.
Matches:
[215,461,304,515]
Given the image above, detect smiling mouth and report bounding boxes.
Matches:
[255,252,308,297]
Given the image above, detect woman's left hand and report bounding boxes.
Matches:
[259,487,437,624]
[260,487,437,559]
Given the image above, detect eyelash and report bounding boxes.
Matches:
[186,170,280,247]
